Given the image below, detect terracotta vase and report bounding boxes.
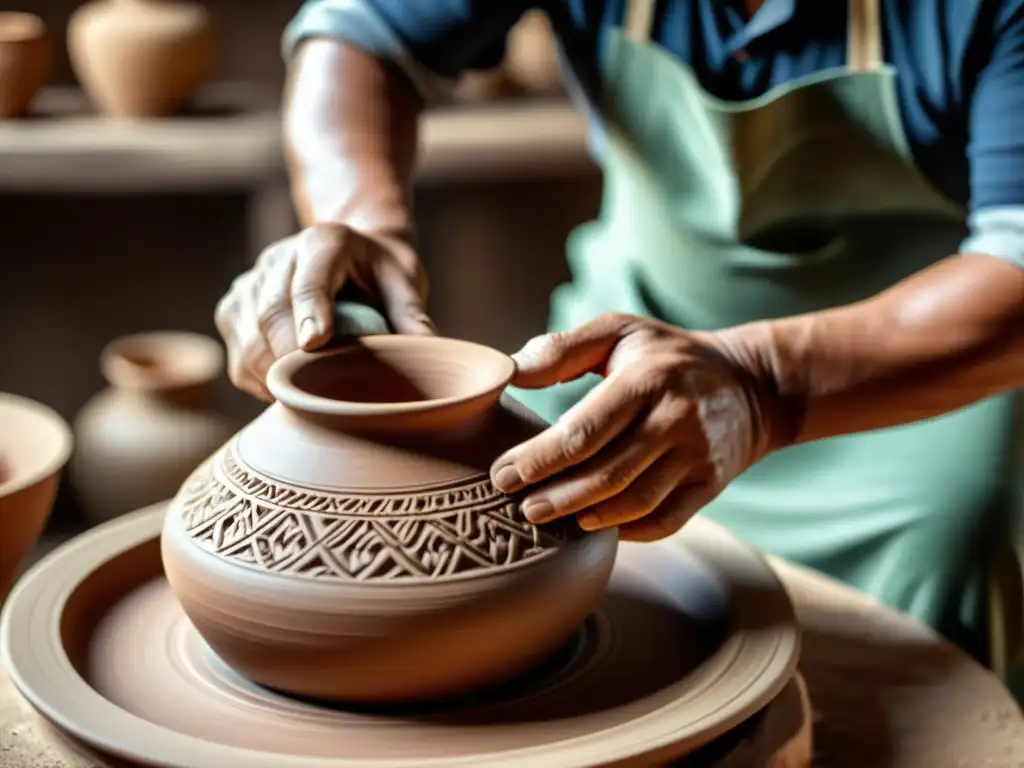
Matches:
[67,0,212,118]
[0,13,52,118]
[161,335,619,703]
[0,394,72,602]
[73,332,236,526]
[506,11,562,95]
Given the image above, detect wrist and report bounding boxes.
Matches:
[700,322,805,458]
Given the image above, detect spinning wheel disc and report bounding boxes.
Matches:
[2,506,800,767]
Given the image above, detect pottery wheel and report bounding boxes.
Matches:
[1,508,800,767]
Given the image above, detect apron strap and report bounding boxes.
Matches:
[847,0,883,71]
[624,0,656,43]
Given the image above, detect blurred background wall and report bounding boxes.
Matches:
[0,0,601,528]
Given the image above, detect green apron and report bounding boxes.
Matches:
[511,0,1021,662]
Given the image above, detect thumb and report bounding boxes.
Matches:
[372,255,436,336]
[291,224,351,350]
[511,313,632,389]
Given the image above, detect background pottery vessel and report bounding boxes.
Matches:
[0,393,72,602]
[507,11,562,94]
[0,13,52,118]
[162,335,620,703]
[73,331,236,526]
[67,0,212,118]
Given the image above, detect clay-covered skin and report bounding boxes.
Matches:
[162,336,619,703]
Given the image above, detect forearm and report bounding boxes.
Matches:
[719,253,1024,448]
[283,38,421,241]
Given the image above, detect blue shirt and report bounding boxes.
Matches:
[283,0,1024,268]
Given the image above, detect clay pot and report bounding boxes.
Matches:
[67,0,212,118]
[0,13,52,118]
[506,11,562,94]
[0,394,72,602]
[73,332,236,526]
[161,335,619,703]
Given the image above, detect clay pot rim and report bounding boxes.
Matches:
[99,331,224,392]
[0,13,47,43]
[0,393,73,500]
[266,335,517,420]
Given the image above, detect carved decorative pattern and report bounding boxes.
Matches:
[174,445,569,581]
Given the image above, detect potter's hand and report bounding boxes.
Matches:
[490,313,780,542]
[215,222,434,400]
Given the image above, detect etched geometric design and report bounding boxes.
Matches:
[173,445,570,581]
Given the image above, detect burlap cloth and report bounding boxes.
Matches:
[1,552,1021,767]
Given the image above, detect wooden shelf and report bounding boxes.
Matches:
[0,85,592,194]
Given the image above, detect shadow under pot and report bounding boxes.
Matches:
[161,335,619,704]
[72,332,236,527]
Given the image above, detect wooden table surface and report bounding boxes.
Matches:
[2,522,1022,767]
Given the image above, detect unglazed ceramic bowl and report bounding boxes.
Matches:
[0,393,72,601]
[161,336,619,703]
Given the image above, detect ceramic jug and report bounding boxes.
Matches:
[72,331,236,525]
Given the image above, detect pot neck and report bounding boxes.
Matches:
[99,332,224,406]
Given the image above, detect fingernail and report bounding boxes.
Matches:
[578,512,601,530]
[492,463,524,493]
[298,317,319,347]
[522,499,555,523]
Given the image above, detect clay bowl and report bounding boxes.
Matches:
[0,393,72,602]
[0,13,52,118]
[161,335,620,703]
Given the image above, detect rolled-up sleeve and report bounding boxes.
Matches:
[960,0,1024,268]
[283,0,537,101]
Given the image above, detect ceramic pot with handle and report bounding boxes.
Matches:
[161,301,619,704]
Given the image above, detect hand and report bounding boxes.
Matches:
[490,313,780,542]
[215,222,434,400]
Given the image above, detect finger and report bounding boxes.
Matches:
[255,254,299,357]
[510,312,638,389]
[516,421,674,523]
[575,448,696,530]
[491,371,647,494]
[291,225,350,349]
[373,255,436,336]
[215,292,248,391]
[235,277,275,401]
[617,483,716,542]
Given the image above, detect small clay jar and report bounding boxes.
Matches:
[67,0,212,118]
[72,332,236,526]
[0,394,72,602]
[0,13,52,118]
[162,335,619,703]
[506,11,563,95]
